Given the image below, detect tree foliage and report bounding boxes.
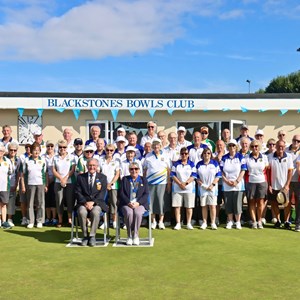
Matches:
[259,70,300,93]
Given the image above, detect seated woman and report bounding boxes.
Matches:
[119,162,149,246]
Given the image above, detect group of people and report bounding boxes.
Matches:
[0,122,299,247]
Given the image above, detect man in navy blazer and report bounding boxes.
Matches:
[75,158,107,246]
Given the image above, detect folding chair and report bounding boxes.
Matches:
[67,194,110,247]
[114,196,154,247]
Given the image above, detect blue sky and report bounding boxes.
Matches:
[0,0,299,93]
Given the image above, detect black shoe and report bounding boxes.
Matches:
[89,237,96,247]
[81,237,89,246]
[274,221,281,229]
[284,222,292,230]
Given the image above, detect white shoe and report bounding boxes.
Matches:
[112,221,116,229]
[186,223,194,230]
[158,222,165,230]
[261,218,266,225]
[174,223,181,230]
[211,223,218,230]
[7,219,15,227]
[122,224,127,230]
[21,217,28,226]
[37,222,43,228]
[236,221,242,230]
[133,237,140,246]
[215,218,220,226]
[257,221,264,229]
[126,238,133,246]
[200,222,207,230]
[99,223,105,230]
[251,221,257,229]
[226,221,233,229]
[151,220,157,230]
[27,223,34,229]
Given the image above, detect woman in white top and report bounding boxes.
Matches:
[245,141,268,229]
[53,139,76,227]
[98,144,120,229]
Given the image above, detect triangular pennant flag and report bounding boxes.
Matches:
[279,109,288,116]
[188,128,194,135]
[18,108,24,117]
[167,109,174,115]
[203,109,209,112]
[91,109,99,120]
[222,108,230,112]
[37,109,43,117]
[241,106,248,112]
[298,109,300,113]
[111,109,119,121]
[259,109,267,112]
[55,108,65,113]
[185,108,192,112]
[148,109,156,118]
[73,109,81,120]
[129,109,136,117]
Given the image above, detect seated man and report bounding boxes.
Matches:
[75,158,107,246]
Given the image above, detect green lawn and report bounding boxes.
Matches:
[1,224,300,300]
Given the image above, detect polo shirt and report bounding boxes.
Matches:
[144,151,171,185]
[171,159,196,193]
[7,156,21,188]
[53,154,75,184]
[98,157,120,189]
[177,139,192,149]
[196,159,222,196]
[285,146,300,182]
[187,144,208,165]
[141,133,157,147]
[220,152,247,192]
[0,157,13,191]
[245,153,269,183]
[120,158,143,179]
[268,152,294,190]
[23,156,46,186]
[163,145,181,164]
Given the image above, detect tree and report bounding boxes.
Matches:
[258,70,300,93]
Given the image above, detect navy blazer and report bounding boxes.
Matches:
[119,175,149,210]
[75,172,108,211]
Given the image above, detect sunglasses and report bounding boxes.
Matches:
[129,168,139,171]
[147,126,155,129]
[59,146,67,149]
[292,139,300,143]
[181,152,189,155]
[106,149,114,152]
[251,145,259,148]
[47,145,54,148]
[279,134,285,137]
[268,143,275,146]
[85,150,94,153]
[203,152,211,155]
[75,143,83,146]
[228,144,236,147]
[9,149,17,152]
[201,132,208,135]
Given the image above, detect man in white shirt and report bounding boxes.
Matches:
[177,126,192,148]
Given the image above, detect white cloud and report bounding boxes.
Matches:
[219,9,245,20]
[0,0,221,62]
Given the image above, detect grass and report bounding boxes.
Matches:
[1,223,300,300]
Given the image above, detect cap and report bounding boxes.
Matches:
[177,126,186,132]
[116,136,126,143]
[46,140,55,146]
[74,138,83,145]
[126,146,136,152]
[240,124,249,130]
[84,145,95,152]
[255,129,264,136]
[117,127,126,133]
[152,138,162,145]
[228,139,238,146]
[33,128,42,136]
